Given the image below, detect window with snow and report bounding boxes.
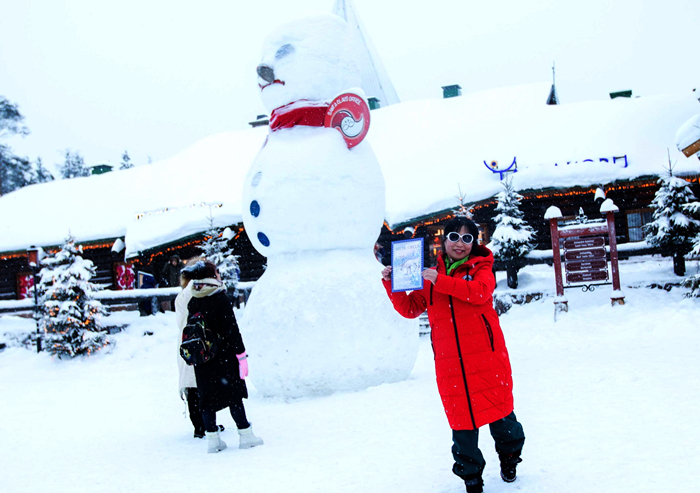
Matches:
[627,209,653,242]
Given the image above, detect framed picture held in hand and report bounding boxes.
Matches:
[391,238,424,292]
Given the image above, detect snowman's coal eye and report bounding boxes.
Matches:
[275,44,294,59]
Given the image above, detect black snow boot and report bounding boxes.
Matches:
[463,476,483,493]
[498,451,522,483]
[195,425,223,439]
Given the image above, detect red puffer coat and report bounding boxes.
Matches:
[383,245,514,430]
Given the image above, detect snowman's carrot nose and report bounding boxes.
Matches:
[257,65,275,83]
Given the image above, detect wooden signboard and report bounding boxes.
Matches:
[566,271,609,283]
[563,237,605,249]
[564,248,606,261]
[547,204,624,310]
[565,259,607,272]
[563,235,609,283]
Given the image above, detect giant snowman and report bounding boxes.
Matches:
[240,14,418,397]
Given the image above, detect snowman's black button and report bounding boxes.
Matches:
[257,232,270,247]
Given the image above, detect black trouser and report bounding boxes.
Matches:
[185,388,205,435]
[201,399,250,433]
[452,412,525,480]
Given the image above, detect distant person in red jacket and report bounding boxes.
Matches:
[382,217,525,493]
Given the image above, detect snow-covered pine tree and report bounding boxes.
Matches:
[120,150,134,170]
[0,153,33,194]
[37,236,109,358]
[0,96,30,195]
[645,160,700,276]
[59,150,90,179]
[31,157,54,184]
[198,221,240,290]
[454,185,474,219]
[488,178,536,289]
[681,201,700,297]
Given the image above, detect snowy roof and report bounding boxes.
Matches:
[375,83,699,226]
[675,113,700,153]
[1,83,698,255]
[332,0,400,107]
[0,128,265,256]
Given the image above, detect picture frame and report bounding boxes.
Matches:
[391,238,424,292]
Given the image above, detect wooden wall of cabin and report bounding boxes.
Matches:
[128,227,266,285]
[0,246,126,300]
[0,254,30,301]
[132,242,206,287]
[81,246,128,287]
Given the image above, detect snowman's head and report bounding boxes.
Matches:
[257,14,361,112]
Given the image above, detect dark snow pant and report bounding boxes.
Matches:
[201,399,250,433]
[452,412,525,480]
[185,388,205,436]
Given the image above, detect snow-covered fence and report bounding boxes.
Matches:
[0,299,34,315]
[0,287,182,315]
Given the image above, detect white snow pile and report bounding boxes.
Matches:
[1,257,699,493]
[675,113,700,152]
[240,14,417,397]
[543,206,563,220]
[599,198,619,213]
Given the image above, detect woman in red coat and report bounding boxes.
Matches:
[382,217,525,493]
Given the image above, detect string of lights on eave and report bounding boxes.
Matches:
[0,239,122,262]
[386,175,700,235]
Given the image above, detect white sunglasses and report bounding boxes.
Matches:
[445,232,474,244]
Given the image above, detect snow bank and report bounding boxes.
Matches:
[2,257,699,493]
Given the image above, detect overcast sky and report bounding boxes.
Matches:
[1,0,699,173]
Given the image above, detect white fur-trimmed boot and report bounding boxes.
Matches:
[206,431,227,453]
[237,424,264,449]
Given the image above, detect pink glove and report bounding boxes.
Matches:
[237,353,248,379]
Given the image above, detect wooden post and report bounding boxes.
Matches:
[549,217,568,314]
[606,210,625,305]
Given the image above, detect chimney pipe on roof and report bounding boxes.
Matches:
[610,90,632,100]
[442,85,462,99]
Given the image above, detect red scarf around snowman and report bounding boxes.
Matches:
[268,92,371,149]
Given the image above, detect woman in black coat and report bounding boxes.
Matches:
[184,260,263,453]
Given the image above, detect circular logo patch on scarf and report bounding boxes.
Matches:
[324,93,370,148]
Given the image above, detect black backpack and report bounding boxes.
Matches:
[180,312,220,366]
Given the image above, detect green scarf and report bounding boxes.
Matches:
[445,256,470,276]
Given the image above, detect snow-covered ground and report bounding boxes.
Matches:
[1,258,699,493]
